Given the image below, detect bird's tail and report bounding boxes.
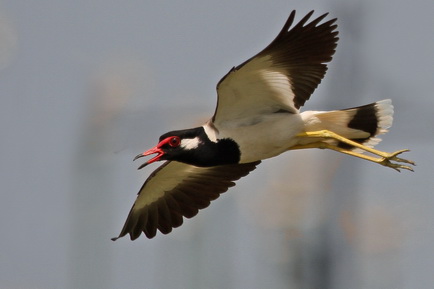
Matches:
[301,99,393,151]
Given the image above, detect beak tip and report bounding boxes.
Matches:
[133,153,144,161]
[137,162,148,170]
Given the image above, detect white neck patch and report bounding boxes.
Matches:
[181,137,201,150]
[202,122,218,143]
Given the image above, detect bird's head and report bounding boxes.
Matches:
[134,126,240,168]
[134,128,205,169]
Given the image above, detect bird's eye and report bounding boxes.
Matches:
[168,136,181,147]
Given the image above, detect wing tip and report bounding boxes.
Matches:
[281,10,338,34]
[110,233,125,241]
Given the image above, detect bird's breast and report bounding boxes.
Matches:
[216,113,304,163]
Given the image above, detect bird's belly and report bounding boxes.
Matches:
[218,113,304,163]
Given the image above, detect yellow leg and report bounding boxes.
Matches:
[293,130,415,172]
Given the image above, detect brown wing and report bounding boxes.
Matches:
[112,160,260,240]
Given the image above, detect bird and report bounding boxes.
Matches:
[112,10,414,241]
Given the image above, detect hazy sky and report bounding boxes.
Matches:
[1,1,433,289]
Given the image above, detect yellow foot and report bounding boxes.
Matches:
[378,149,415,172]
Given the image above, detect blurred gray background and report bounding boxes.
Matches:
[1,0,433,288]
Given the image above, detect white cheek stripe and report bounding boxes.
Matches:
[181,137,201,150]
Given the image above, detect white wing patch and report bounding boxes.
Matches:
[258,69,294,105]
[215,55,297,127]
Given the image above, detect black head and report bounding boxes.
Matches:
[134,127,240,168]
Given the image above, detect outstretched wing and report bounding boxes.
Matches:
[213,11,338,126]
[112,160,260,240]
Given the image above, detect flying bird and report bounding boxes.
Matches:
[112,10,414,241]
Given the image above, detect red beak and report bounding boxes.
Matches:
[134,137,177,169]
[134,146,164,170]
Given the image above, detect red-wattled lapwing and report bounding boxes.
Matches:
[112,10,414,241]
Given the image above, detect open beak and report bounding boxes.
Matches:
[134,146,164,170]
